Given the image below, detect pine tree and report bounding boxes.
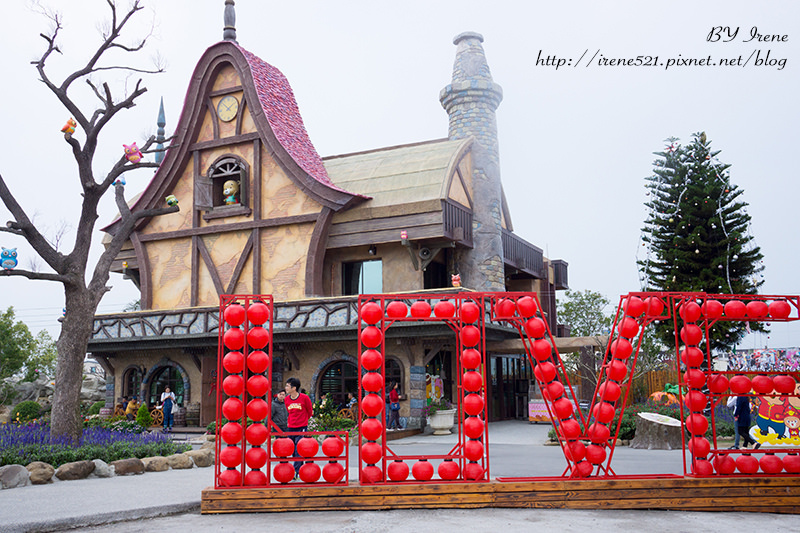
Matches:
[638,132,765,351]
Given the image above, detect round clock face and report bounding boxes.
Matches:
[217,95,239,122]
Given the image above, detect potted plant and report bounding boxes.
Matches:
[422,398,456,435]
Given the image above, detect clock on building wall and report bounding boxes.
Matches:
[216,95,239,122]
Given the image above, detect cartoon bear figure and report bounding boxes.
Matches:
[785,409,800,439]
[223,180,240,205]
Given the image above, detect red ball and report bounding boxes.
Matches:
[760,454,783,475]
[532,339,552,361]
[573,461,594,478]
[361,418,384,441]
[220,445,242,467]
[461,348,482,369]
[246,399,268,421]
[246,350,269,374]
[746,301,769,319]
[386,301,408,319]
[460,301,481,323]
[688,436,710,458]
[246,375,269,398]
[463,394,485,416]
[223,304,246,326]
[297,437,319,458]
[244,469,267,486]
[222,398,243,420]
[751,375,774,395]
[525,318,547,338]
[361,301,383,324]
[460,325,481,347]
[680,324,703,345]
[611,338,633,359]
[323,461,346,483]
[361,442,383,464]
[679,301,702,322]
[410,300,431,318]
[218,468,242,487]
[624,296,645,317]
[246,423,267,446]
[362,394,384,417]
[554,398,574,419]
[708,374,729,393]
[585,444,606,465]
[245,446,267,469]
[247,327,270,349]
[680,346,704,367]
[607,359,628,381]
[545,381,565,402]
[684,368,706,389]
[464,440,484,461]
[223,351,244,374]
[272,437,294,457]
[322,436,345,457]
[684,390,708,411]
[593,402,616,424]
[221,422,243,445]
[224,328,245,350]
[223,375,245,397]
[361,371,383,393]
[724,300,746,319]
[729,375,752,395]
[438,459,460,480]
[693,459,714,476]
[464,462,484,481]
[463,371,483,392]
[516,296,538,318]
[360,326,383,348]
[495,298,516,319]
[769,300,792,319]
[411,460,434,481]
[433,300,456,318]
[701,300,723,319]
[534,362,557,383]
[273,462,295,483]
[713,454,736,475]
[782,454,800,474]
[464,416,484,439]
[599,381,621,402]
[388,460,410,481]
[560,419,582,440]
[736,454,759,474]
[247,302,270,325]
[361,349,383,371]
[773,375,797,395]
[618,317,639,338]
[566,441,587,462]
[299,462,322,483]
[588,423,611,444]
[644,296,665,317]
[685,414,709,435]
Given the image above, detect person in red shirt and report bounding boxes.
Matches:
[388,382,401,430]
[284,377,313,477]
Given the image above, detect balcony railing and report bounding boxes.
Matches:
[502,229,545,278]
[442,200,473,246]
[552,259,569,290]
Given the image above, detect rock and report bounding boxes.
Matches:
[142,456,170,472]
[201,440,216,450]
[205,434,216,441]
[91,459,115,478]
[629,412,683,450]
[167,453,194,470]
[26,461,55,484]
[80,375,106,402]
[185,448,214,467]
[55,460,95,481]
[0,405,10,424]
[0,464,30,489]
[110,458,145,475]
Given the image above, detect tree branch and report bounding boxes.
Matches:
[0,268,68,283]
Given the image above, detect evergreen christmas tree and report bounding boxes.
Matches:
[638,132,764,351]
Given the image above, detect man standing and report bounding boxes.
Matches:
[271,390,289,433]
[285,378,313,477]
[734,394,757,449]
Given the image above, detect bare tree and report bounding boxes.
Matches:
[0,0,177,440]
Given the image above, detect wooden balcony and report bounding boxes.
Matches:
[501,229,544,278]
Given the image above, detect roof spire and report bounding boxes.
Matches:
[223,0,237,42]
[155,97,166,164]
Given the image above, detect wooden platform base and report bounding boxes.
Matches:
[202,475,800,514]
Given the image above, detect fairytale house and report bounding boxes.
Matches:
[88,8,568,428]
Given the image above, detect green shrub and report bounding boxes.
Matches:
[12,401,41,424]
[87,401,106,416]
[136,403,153,427]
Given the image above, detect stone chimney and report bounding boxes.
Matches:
[439,32,505,291]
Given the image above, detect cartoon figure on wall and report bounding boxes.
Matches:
[1,248,18,270]
[425,373,444,403]
[752,387,800,446]
[451,274,461,287]
[223,180,240,205]
[123,142,143,163]
[61,118,76,138]
[785,409,800,440]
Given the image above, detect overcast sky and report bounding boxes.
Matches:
[0,1,798,348]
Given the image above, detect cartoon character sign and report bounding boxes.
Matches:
[223,180,240,205]
[1,248,18,270]
[451,274,461,287]
[785,409,800,439]
[123,143,143,163]
[752,384,800,445]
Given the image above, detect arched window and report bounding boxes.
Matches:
[149,366,185,407]
[318,361,358,410]
[122,367,141,398]
[385,358,403,394]
[195,155,251,219]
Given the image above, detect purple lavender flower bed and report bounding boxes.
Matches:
[0,422,190,468]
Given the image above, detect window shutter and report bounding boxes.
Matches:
[195,174,213,210]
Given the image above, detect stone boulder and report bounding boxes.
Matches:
[110,458,144,475]
[142,456,170,472]
[0,405,10,424]
[0,464,30,489]
[201,440,216,451]
[26,461,55,485]
[185,448,214,468]
[167,453,194,470]
[55,460,95,481]
[80,375,106,403]
[91,459,115,478]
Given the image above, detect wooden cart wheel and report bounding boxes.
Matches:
[150,408,163,426]
[338,408,355,421]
